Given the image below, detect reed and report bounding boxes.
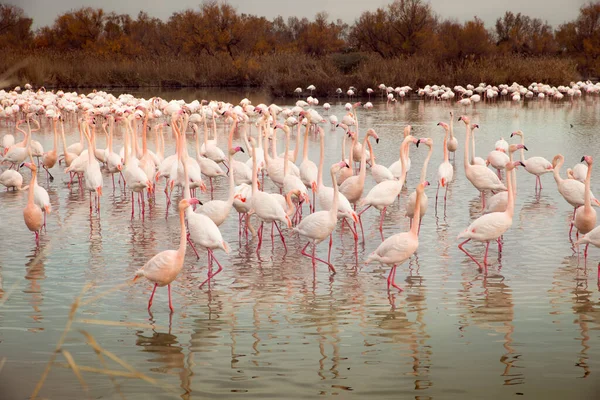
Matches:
[2,50,580,97]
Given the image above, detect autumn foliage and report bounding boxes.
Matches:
[0,1,597,92]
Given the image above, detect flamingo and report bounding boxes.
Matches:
[104,116,123,190]
[0,169,25,190]
[510,130,553,190]
[280,124,310,220]
[248,137,292,253]
[470,124,486,166]
[389,125,412,179]
[486,147,510,179]
[122,115,153,218]
[294,161,348,274]
[458,161,524,270]
[194,121,225,192]
[314,127,359,239]
[484,144,527,214]
[366,137,394,183]
[365,181,430,291]
[574,156,597,249]
[572,162,588,183]
[359,135,416,232]
[406,137,433,229]
[459,116,506,208]
[22,162,44,246]
[133,197,200,312]
[229,123,252,186]
[299,115,318,207]
[336,132,354,186]
[340,129,378,205]
[447,111,458,159]
[82,122,103,213]
[180,133,230,287]
[435,122,454,209]
[41,115,59,181]
[196,144,238,227]
[552,154,600,237]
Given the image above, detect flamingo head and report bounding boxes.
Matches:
[471,124,479,130]
[416,137,433,148]
[458,115,470,124]
[582,155,593,165]
[552,154,564,168]
[510,130,523,138]
[437,122,449,130]
[366,129,379,143]
[416,181,430,194]
[509,144,528,153]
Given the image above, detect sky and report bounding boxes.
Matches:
[17,0,585,30]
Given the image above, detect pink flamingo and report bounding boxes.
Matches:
[294,161,348,274]
[22,162,44,246]
[458,161,524,270]
[366,181,430,290]
[133,197,200,312]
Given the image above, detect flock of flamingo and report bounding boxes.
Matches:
[1,82,599,313]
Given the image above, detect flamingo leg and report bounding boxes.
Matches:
[187,233,200,259]
[358,215,365,243]
[148,283,158,310]
[358,205,371,216]
[273,222,287,250]
[379,207,387,231]
[435,183,440,209]
[539,176,543,189]
[390,265,403,291]
[167,284,174,312]
[483,241,490,266]
[497,237,503,253]
[35,231,40,246]
[257,222,264,254]
[300,241,332,269]
[585,243,589,265]
[458,238,484,270]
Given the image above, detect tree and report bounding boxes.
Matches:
[0,4,33,49]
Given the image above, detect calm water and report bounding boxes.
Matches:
[2,92,600,399]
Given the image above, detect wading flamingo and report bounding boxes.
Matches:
[436,122,454,209]
[294,161,348,274]
[458,161,524,270]
[510,130,553,190]
[406,137,432,230]
[366,181,430,291]
[574,156,597,253]
[22,162,44,246]
[133,197,200,312]
[459,116,506,209]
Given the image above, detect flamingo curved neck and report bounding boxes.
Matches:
[463,123,471,170]
[411,189,422,236]
[421,145,432,182]
[317,131,325,188]
[584,162,592,210]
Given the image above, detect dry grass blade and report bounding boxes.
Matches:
[76,319,166,330]
[31,283,92,399]
[78,331,126,400]
[53,363,142,378]
[0,278,25,308]
[79,280,136,308]
[61,350,90,397]
[79,330,180,397]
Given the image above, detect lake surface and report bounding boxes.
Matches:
[2,91,600,399]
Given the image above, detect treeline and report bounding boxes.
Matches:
[0,1,598,93]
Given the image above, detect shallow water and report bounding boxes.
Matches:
[2,93,600,399]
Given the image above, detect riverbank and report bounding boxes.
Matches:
[5,51,580,97]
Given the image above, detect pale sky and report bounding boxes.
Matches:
[17,0,584,30]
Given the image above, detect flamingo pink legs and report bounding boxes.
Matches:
[387,265,402,291]
[300,241,336,273]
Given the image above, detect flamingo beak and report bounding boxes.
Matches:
[416,139,420,148]
[523,145,528,151]
[458,116,462,121]
[188,198,201,206]
[581,156,586,162]
[375,138,379,144]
